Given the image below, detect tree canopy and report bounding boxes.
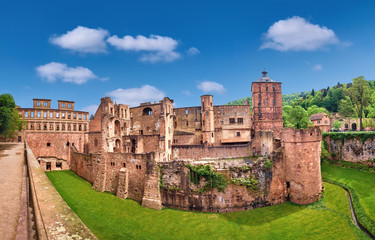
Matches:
[0,94,25,138]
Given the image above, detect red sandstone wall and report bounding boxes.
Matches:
[171,144,251,160]
[25,132,87,162]
[70,150,154,202]
[160,158,283,212]
[282,127,322,204]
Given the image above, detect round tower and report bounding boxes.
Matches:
[281,127,322,204]
[201,95,215,145]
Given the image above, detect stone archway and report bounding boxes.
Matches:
[352,123,357,131]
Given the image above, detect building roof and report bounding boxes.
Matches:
[255,70,278,83]
[310,113,328,121]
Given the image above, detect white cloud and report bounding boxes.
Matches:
[186,47,200,56]
[107,85,165,107]
[36,62,98,84]
[197,81,225,94]
[182,90,191,95]
[81,105,99,115]
[50,26,109,53]
[107,34,180,62]
[260,16,339,51]
[313,64,323,71]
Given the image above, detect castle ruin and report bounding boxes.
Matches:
[17,71,323,212]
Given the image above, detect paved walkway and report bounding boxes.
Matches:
[0,143,25,240]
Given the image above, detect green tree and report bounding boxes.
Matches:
[0,94,25,139]
[286,106,310,129]
[307,105,329,117]
[348,76,371,131]
[333,120,342,130]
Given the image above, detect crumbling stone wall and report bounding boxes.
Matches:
[159,157,282,212]
[324,136,375,163]
[172,144,251,161]
[70,150,156,202]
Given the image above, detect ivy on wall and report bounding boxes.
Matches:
[323,132,375,144]
[185,164,228,192]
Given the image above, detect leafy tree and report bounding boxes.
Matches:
[307,105,329,116]
[285,106,310,129]
[333,120,342,130]
[348,76,371,131]
[0,94,25,138]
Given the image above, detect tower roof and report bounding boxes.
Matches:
[255,70,278,83]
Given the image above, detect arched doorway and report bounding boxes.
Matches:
[352,123,357,131]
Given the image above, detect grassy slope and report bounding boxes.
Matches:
[322,164,375,235]
[46,170,367,240]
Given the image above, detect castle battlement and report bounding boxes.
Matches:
[281,127,322,143]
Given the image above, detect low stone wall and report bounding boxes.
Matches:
[324,133,375,163]
[172,144,251,160]
[26,144,96,239]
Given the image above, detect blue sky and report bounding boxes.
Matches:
[1,0,375,114]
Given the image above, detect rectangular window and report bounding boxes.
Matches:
[62,113,65,118]
[229,118,235,124]
[61,103,65,108]
[31,112,34,118]
[237,118,243,124]
[50,112,53,118]
[73,113,76,119]
[186,121,189,126]
[79,114,82,120]
[47,143,51,147]
[44,102,48,107]
[84,115,87,120]
[43,112,47,118]
[236,132,241,137]
[68,113,71,119]
[25,112,29,118]
[37,102,41,106]
[37,112,41,118]
[56,112,59,118]
[234,108,236,113]
[68,104,72,108]
[186,109,188,115]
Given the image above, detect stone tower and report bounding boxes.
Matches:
[201,95,215,145]
[251,70,283,138]
[281,127,322,204]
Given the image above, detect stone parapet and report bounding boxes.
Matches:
[26,144,97,239]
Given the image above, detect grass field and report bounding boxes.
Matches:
[322,163,375,236]
[46,170,368,240]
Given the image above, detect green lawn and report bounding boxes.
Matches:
[322,163,375,236]
[46,170,368,240]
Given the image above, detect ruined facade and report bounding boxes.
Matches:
[17,99,89,170]
[18,71,323,212]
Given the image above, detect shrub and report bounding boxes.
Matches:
[185,164,228,192]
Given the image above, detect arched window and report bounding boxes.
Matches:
[143,107,153,116]
[115,120,121,135]
[94,139,98,146]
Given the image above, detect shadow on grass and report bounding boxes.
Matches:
[221,202,306,226]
